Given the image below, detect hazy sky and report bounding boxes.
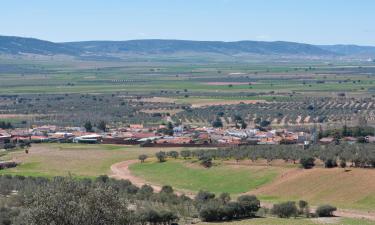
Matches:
[1,0,375,45]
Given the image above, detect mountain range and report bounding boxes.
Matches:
[1,35,375,61]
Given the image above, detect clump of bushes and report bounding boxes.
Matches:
[315,205,337,217]
[300,157,315,169]
[196,191,260,222]
[271,201,298,218]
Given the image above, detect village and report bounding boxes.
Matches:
[1,122,374,150]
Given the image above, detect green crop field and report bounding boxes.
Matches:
[129,160,279,194]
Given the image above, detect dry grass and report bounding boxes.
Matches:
[249,167,375,210]
[0,144,184,177]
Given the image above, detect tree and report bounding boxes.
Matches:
[300,157,315,169]
[137,184,154,199]
[271,201,298,218]
[180,150,191,159]
[199,155,213,168]
[167,151,179,159]
[298,200,310,217]
[155,151,166,163]
[339,159,347,168]
[160,185,174,194]
[84,121,93,132]
[97,121,107,132]
[195,191,215,203]
[259,120,271,127]
[237,195,261,217]
[199,200,223,222]
[219,192,231,204]
[324,158,337,168]
[212,117,223,128]
[138,154,148,163]
[19,178,133,225]
[315,205,337,217]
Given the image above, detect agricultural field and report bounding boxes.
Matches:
[129,159,375,211]
[2,144,375,212]
[130,160,279,194]
[1,58,375,128]
[0,143,187,177]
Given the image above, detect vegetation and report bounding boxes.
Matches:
[130,161,278,194]
[315,205,337,217]
[171,144,375,169]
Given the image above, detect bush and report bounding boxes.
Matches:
[300,157,315,169]
[271,201,298,218]
[195,191,215,203]
[138,154,148,163]
[167,151,179,159]
[237,195,261,217]
[199,201,223,222]
[324,159,337,168]
[180,150,191,159]
[155,151,166,162]
[315,205,337,217]
[199,155,213,168]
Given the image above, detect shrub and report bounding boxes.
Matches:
[324,159,337,168]
[167,151,179,159]
[199,201,223,222]
[237,195,261,217]
[155,151,166,162]
[271,201,298,218]
[339,160,347,168]
[300,157,315,169]
[195,191,215,203]
[160,185,174,194]
[199,155,213,168]
[180,150,191,159]
[138,154,148,163]
[315,205,337,217]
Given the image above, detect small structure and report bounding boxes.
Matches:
[73,134,102,144]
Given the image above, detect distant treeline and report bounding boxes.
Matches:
[319,125,375,139]
[175,144,375,169]
[0,121,12,129]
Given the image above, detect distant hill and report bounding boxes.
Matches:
[0,35,79,55]
[319,44,375,58]
[1,35,375,60]
[64,39,336,56]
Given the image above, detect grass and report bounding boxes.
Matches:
[197,217,375,225]
[0,143,185,177]
[129,160,278,194]
[251,167,375,211]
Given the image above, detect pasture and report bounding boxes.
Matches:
[2,144,375,211]
[0,144,185,177]
[129,160,279,194]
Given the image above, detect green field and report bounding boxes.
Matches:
[1,58,374,96]
[0,144,184,177]
[130,160,279,194]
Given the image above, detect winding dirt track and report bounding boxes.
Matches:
[110,160,162,193]
[110,160,375,221]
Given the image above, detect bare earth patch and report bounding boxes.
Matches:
[0,114,40,119]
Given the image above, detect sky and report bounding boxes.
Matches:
[1,0,375,45]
